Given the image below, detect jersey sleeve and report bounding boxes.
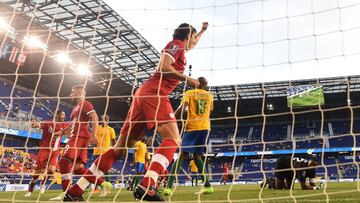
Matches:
[134,142,139,151]
[163,40,184,63]
[210,94,214,111]
[40,122,49,130]
[182,91,191,104]
[82,100,95,115]
[110,127,116,140]
[54,123,63,133]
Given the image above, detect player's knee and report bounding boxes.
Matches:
[174,137,182,146]
[74,163,84,170]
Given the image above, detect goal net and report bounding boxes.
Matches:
[0,0,360,202]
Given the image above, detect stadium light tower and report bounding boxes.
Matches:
[77,64,92,76]
[23,36,48,51]
[54,52,72,65]
[0,18,16,39]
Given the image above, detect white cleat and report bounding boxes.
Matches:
[24,192,32,197]
[49,192,64,201]
[99,189,108,197]
[40,185,46,194]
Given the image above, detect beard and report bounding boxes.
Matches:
[70,96,80,104]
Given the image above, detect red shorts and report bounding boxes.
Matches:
[36,149,60,170]
[63,137,90,164]
[120,93,176,136]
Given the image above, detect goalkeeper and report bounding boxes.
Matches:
[274,155,320,190]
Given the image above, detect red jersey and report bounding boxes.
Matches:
[223,164,229,173]
[140,39,186,95]
[39,122,66,151]
[70,99,95,138]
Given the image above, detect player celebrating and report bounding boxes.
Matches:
[164,77,214,195]
[131,137,149,190]
[64,22,208,202]
[274,155,319,190]
[92,115,116,196]
[50,84,101,201]
[25,110,69,197]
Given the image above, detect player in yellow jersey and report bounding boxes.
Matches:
[189,158,199,186]
[93,115,116,196]
[94,115,116,158]
[47,171,62,189]
[164,77,214,195]
[131,137,149,190]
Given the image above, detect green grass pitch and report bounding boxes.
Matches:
[287,87,325,107]
[0,182,359,202]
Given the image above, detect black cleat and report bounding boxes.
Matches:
[62,193,84,202]
[133,184,164,201]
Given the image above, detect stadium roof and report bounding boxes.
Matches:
[2,0,360,104]
[2,0,159,86]
[211,75,360,101]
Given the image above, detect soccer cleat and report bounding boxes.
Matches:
[163,187,173,196]
[133,184,165,201]
[24,192,32,197]
[99,189,108,197]
[101,181,112,191]
[194,186,214,195]
[99,181,112,197]
[49,192,65,201]
[40,185,46,194]
[63,193,85,202]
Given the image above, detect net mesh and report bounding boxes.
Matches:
[0,0,360,202]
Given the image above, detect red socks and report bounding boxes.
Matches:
[74,167,86,175]
[141,139,178,188]
[82,149,119,184]
[95,149,119,172]
[28,175,39,192]
[59,158,72,192]
[68,149,119,196]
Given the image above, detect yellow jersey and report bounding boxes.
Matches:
[93,125,116,155]
[51,172,62,184]
[189,160,198,173]
[182,89,213,131]
[134,141,147,164]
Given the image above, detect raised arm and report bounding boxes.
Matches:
[193,22,208,47]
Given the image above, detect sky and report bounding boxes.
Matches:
[103,0,360,86]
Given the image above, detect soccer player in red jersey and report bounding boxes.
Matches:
[64,22,208,202]
[220,163,229,185]
[25,109,70,197]
[52,85,99,201]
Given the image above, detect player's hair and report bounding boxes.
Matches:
[173,23,197,41]
[71,84,85,90]
[54,109,64,120]
[198,77,208,90]
[55,109,63,116]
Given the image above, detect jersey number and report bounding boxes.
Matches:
[195,99,207,115]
